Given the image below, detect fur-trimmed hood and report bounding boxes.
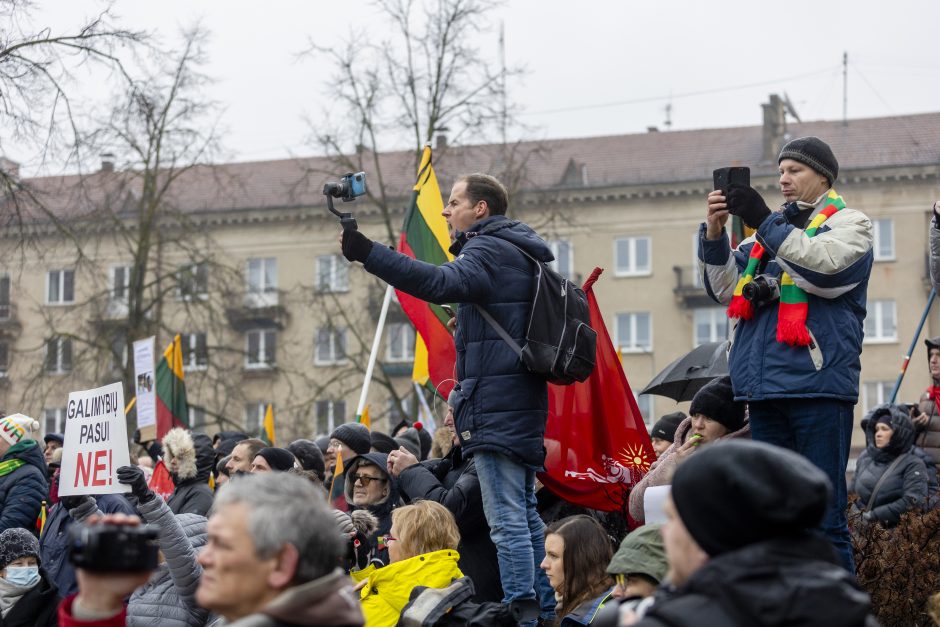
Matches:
[162,428,215,484]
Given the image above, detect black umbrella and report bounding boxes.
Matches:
[639,340,730,402]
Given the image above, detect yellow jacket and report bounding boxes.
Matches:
[356,549,463,627]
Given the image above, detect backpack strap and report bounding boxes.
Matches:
[474,304,523,358]
[865,452,911,511]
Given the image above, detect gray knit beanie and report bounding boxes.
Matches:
[330,422,371,455]
[778,136,839,186]
[0,528,40,570]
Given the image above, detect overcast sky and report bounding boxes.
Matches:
[13,0,940,175]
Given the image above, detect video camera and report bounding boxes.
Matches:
[323,172,368,231]
[68,522,160,573]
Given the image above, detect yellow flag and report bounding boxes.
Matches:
[358,405,371,430]
[263,404,276,446]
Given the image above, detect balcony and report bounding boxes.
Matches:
[672,265,716,308]
[226,291,288,331]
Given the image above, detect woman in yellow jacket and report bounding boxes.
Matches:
[356,500,463,627]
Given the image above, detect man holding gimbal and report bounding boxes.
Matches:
[698,136,873,572]
[341,173,555,623]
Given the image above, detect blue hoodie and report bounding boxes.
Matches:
[365,215,553,468]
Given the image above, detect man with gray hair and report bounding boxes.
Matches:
[196,472,363,626]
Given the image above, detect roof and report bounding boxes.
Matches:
[10,111,940,219]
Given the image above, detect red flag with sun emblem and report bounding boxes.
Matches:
[539,268,655,513]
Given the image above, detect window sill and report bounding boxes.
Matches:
[618,347,653,354]
[862,338,899,345]
[314,359,348,367]
[184,365,209,373]
[45,302,76,307]
[176,294,210,302]
[613,271,652,279]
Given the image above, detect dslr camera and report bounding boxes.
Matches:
[742,275,780,308]
[323,172,367,203]
[68,522,160,573]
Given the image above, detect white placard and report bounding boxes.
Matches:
[643,485,671,525]
[133,336,156,429]
[58,382,132,496]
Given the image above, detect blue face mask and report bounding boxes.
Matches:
[3,566,40,588]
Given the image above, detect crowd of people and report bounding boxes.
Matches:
[0,139,939,626]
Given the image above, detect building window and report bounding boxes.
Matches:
[316,328,347,365]
[246,329,276,368]
[635,393,654,427]
[246,258,277,307]
[862,381,894,413]
[386,323,415,363]
[616,312,652,352]
[693,308,728,346]
[872,218,894,262]
[614,236,651,277]
[0,340,8,377]
[315,400,346,435]
[864,300,897,343]
[45,337,72,374]
[0,273,10,319]
[317,255,349,292]
[177,262,209,300]
[109,334,127,372]
[43,408,66,435]
[548,240,573,279]
[182,333,208,370]
[111,266,131,302]
[189,405,207,430]
[47,269,74,304]
[245,402,269,432]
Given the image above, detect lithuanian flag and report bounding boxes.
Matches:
[395,146,457,399]
[156,334,189,440]
[260,404,276,445]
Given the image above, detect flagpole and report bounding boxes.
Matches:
[889,287,936,403]
[413,380,437,434]
[357,284,394,418]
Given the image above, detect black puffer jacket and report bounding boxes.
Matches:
[364,215,553,468]
[397,445,502,602]
[634,533,877,627]
[0,440,48,533]
[164,430,215,517]
[852,404,928,527]
[345,452,400,566]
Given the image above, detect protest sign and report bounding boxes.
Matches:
[134,336,156,440]
[58,382,132,496]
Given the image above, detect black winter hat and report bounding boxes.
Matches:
[0,528,40,570]
[688,376,746,433]
[925,336,940,352]
[650,412,685,443]
[778,136,839,186]
[43,433,64,446]
[370,431,399,454]
[672,440,831,557]
[288,439,326,479]
[255,447,297,472]
[331,423,372,455]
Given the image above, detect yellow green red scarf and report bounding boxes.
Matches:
[727,189,846,346]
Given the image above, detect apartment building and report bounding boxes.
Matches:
[1,96,938,450]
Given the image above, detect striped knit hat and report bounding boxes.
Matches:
[0,414,40,446]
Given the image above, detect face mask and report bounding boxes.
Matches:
[3,566,39,588]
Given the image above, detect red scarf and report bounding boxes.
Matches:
[928,385,940,409]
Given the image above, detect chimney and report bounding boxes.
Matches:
[100,153,116,173]
[0,157,20,179]
[761,94,787,163]
[435,128,449,150]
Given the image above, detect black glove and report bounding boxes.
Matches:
[341,229,373,263]
[117,465,155,503]
[59,495,92,511]
[726,184,771,230]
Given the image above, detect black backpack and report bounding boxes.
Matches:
[474,239,597,385]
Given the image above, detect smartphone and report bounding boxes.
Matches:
[441,305,456,318]
[713,167,750,194]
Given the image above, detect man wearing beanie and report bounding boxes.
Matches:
[698,136,873,572]
[632,440,876,627]
[0,414,48,534]
[250,447,298,472]
[329,422,371,468]
[649,412,685,457]
[628,376,749,525]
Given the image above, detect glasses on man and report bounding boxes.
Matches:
[327,439,344,450]
[351,473,388,486]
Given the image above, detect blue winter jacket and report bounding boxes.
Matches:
[364,215,552,468]
[0,439,48,533]
[39,492,135,596]
[698,195,873,402]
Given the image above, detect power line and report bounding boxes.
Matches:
[522,67,840,116]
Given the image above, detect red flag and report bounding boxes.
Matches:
[539,268,656,512]
[148,460,175,501]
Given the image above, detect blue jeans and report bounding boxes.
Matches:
[474,451,556,622]
[747,398,856,573]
